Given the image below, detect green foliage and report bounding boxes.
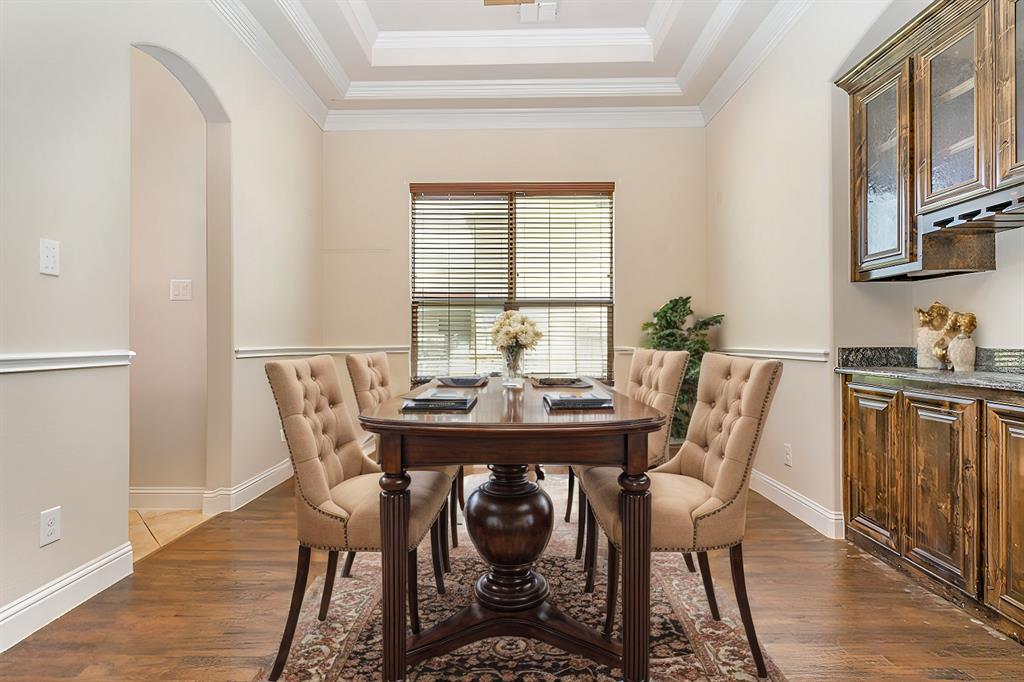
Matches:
[640,296,724,439]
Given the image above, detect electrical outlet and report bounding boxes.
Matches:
[279,427,286,443]
[40,506,61,547]
[169,279,193,301]
[783,443,794,468]
[39,239,60,276]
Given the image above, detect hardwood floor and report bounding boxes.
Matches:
[2,477,1023,681]
[128,509,211,562]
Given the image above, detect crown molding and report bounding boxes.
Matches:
[646,0,686,55]
[0,350,135,374]
[345,77,682,101]
[676,0,744,96]
[324,106,705,131]
[337,0,378,61]
[699,0,813,123]
[206,0,327,125]
[371,27,653,67]
[274,0,350,96]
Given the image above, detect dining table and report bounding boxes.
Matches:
[359,377,665,682]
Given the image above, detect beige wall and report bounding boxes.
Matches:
[0,0,322,630]
[705,0,906,516]
[321,127,709,356]
[129,49,208,491]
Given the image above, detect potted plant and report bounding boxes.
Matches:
[640,296,723,440]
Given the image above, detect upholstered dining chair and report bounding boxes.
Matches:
[570,348,689,587]
[345,352,462,573]
[578,353,783,679]
[265,356,453,681]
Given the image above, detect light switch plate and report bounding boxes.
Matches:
[39,239,60,276]
[40,506,61,547]
[169,279,193,301]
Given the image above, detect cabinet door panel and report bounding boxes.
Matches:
[995,0,1024,185]
[845,384,901,552]
[916,5,993,211]
[852,61,914,277]
[985,402,1024,625]
[903,391,979,594]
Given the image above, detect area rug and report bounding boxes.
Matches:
[258,475,785,681]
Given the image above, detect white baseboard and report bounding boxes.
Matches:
[0,542,133,653]
[128,486,204,510]
[202,458,293,515]
[749,469,844,540]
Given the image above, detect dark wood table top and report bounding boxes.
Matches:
[359,377,665,436]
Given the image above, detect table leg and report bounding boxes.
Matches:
[381,471,411,681]
[619,471,651,682]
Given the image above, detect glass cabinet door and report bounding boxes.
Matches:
[996,0,1024,186]
[853,60,914,277]
[916,5,993,211]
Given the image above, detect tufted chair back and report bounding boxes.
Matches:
[625,348,689,466]
[345,352,394,412]
[654,353,782,542]
[265,355,379,545]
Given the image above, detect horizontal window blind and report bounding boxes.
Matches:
[411,184,613,381]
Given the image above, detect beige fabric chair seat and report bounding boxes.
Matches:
[579,466,713,549]
[322,470,451,551]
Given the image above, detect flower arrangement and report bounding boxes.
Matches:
[491,311,542,379]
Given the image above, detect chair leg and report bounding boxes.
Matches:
[603,540,619,636]
[341,551,356,578]
[408,548,420,635]
[682,552,697,573]
[449,482,459,548]
[565,468,575,523]
[269,545,311,681]
[430,517,446,594]
[457,466,465,510]
[439,501,451,573]
[730,543,768,679]
[584,502,598,593]
[696,551,721,621]
[575,487,587,559]
[318,550,338,621]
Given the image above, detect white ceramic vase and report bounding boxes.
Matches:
[916,328,946,369]
[948,335,976,372]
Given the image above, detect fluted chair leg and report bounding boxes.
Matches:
[565,468,575,522]
[341,551,356,577]
[439,501,451,573]
[575,488,587,559]
[730,543,767,679]
[584,502,597,593]
[449,482,459,548]
[603,540,619,636]
[430,518,446,594]
[318,550,338,621]
[270,545,311,681]
[683,552,697,573]
[696,551,721,620]
[408,548,421,634]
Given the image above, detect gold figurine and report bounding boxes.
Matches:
[915,301,950,369]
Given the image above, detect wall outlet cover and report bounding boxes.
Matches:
[169,279,193,301]
[40,506,61,547]
[783,443,794,468]
[39,238,60,276]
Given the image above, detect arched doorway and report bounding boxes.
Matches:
[127,45,232,556]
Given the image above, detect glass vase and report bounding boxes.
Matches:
[502,346,524,386]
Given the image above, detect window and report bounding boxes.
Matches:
[411,182,614,382]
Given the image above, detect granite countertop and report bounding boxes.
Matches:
[834,365,1024,393]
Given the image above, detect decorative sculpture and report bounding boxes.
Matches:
[915,301,950,369]
[944,312,978,372]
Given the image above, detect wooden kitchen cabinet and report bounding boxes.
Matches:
[994,0,1024,185]
[916,2,994,212]
[985,402,1024,626]
[902,390,980,594]
[851,60,915,275]
[844,383,902,554]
